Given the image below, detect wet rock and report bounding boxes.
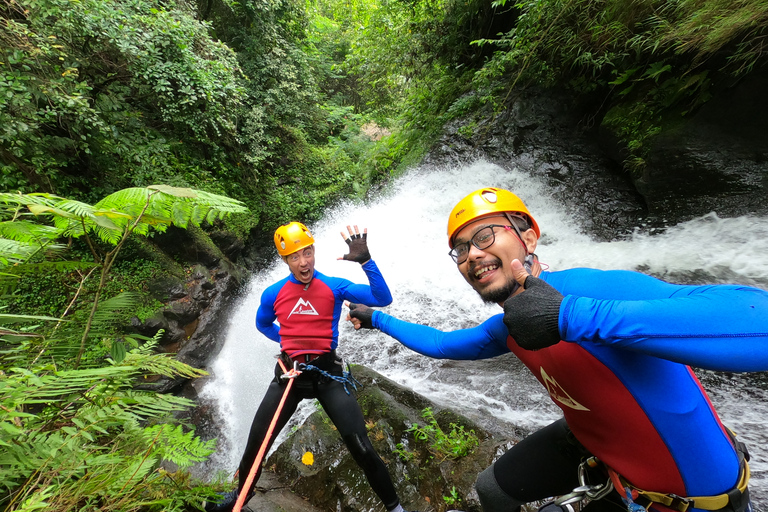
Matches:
[634,68,768,221]
[427,87,648,241]
[267,366,518,512]
[430,70,768,237]
[130,225,256,392]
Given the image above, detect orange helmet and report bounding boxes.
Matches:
[447,187,540,247]
[274,221,315,256]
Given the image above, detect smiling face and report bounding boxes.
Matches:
[283,245,315,283]
[453,215,538,305]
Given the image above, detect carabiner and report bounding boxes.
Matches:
[280,361,303,380]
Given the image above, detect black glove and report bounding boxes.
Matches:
[348,303,374,329]
[503,276,564,350]
[342,232,371,264]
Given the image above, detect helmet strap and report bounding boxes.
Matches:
[504,213,529,255]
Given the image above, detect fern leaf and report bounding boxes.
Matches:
[122,351,208,379]
[147,185,198,198]
[0,238,39,267]
[0,221,61,244]
[91,291,142,325]
[140,424,216,468]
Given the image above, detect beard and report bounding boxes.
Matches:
[477,277,521,304]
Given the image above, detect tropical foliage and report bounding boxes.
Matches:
[464,0,768,170]
[0,186,246,510]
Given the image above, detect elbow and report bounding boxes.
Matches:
[371,292,393,307]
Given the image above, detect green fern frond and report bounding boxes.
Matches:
[2,260,96,278]
[91,292,142,325]
[139,424,216,468]
[0,313,64,324]
[122,351,208,379]
[55,199,100,219]
[0,192,62,211]
[0,220,61,244]
[88,186,247,246]
[0,238,40,267]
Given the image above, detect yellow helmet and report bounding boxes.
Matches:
[447,187,540,247]
[274,221,315,256]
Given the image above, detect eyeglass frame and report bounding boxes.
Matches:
[448,223,525,264]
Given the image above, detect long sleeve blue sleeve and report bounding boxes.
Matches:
[545,268,768,371]
[339,259,393,306]
[255,284,282,342]
[372,310,510,360]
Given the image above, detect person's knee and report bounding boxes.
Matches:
[343,433,378,472]
[476,464,524,512]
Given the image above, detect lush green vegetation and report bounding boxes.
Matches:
[405,407,479,461]
[429,0,768,171]
[3,0,767,508]
[0,186,247,510]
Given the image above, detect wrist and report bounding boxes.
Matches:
[371,310,381,328]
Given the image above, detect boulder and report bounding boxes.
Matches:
[266,366,520,512]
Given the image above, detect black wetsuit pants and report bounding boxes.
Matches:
[485,418,626,511]
[237,358,400,511]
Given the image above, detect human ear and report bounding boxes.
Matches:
[521,229,538,254]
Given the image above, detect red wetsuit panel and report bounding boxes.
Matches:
[273,279,336,356]
[507,336,686,495]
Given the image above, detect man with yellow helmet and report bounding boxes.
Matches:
[348,187,768,512]
[206,222,415,512]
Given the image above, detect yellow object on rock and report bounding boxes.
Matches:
[302,451,314,466]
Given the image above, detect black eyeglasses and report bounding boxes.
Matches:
[448,225,514,264]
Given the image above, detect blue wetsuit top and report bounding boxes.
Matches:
[371,267,768,504]
[256,260,392,356]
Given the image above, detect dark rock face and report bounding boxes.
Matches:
[267,366,519,512]
[428,70,768,238]
[425,88,649,241]
[130,228,253,394]
[636,69,768,221]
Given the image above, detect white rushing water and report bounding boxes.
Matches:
[200,159,768,507]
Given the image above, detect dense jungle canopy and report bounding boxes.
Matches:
[2,0,767,509]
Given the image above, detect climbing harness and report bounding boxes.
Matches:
[554,456,615,507]
[561,428,752,512]
[297,361,361,395]
[232,358,297,512]
[607,456,751,512]
[608,427,751,512]
[280,351,361,395]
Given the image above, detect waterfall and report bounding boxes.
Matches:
[200,159,768,506]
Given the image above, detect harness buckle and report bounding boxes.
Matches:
[667,494,692,512]
[280,361,303,380]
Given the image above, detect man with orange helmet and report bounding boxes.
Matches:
[206,222,414,512]
[348,187,767,512]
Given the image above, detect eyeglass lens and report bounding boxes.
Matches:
[450,226,499,263]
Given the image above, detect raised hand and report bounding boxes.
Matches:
[339,225,371,264]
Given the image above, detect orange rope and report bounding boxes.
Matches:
[233,358,298,512]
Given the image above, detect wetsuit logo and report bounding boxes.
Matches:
[540,368,589,411]
[288,297,319,317]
